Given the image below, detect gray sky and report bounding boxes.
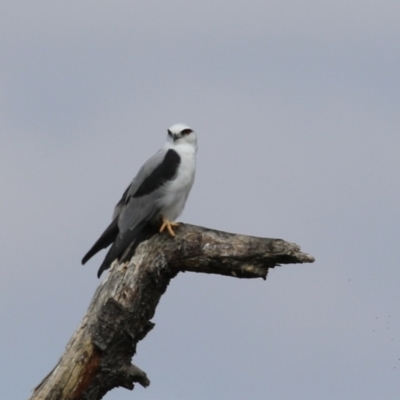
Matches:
[1,1,400,399]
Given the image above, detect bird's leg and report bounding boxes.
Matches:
[159,216,180,237]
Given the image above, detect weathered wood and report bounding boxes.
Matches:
[30,224,314,400]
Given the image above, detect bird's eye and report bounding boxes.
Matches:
[181,129,193,135]
[167,129,173,136]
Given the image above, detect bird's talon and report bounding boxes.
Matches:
[160,218,179,237]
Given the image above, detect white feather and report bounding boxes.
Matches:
[160,124,197,221]
[160,139,197,221]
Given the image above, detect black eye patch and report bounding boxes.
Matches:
[167,129,173,136]
[181,129,193,135]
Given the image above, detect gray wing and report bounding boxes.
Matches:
[115,147,181,233]
[112,148,165,220]
[82,146,180,275]
[118,193,161,233]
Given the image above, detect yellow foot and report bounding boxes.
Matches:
[159,217,180,237]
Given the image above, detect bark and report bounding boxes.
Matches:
[30,224,314,400]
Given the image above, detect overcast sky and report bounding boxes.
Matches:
[1,1,400,399]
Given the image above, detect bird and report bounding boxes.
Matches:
[82,123,197,277]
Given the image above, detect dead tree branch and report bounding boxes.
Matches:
[30,224,314,400]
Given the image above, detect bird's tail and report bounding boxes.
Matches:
[97,221,159,278]
[82,217,119,265]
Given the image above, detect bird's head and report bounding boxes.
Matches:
[167,123,197,147]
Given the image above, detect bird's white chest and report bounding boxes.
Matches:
[160,144,196,220]
[173,149,196,189]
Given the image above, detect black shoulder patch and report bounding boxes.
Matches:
[133,149,181,198]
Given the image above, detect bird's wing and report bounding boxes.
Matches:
[111,147,166,220]
[117,147,181,233]
[81,147,180,267]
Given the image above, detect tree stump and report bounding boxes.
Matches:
[30,224,315,400]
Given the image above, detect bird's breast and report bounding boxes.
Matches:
[169,147,196,193]
[158,144,196,220]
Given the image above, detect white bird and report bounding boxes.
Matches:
[82,123,197,277]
